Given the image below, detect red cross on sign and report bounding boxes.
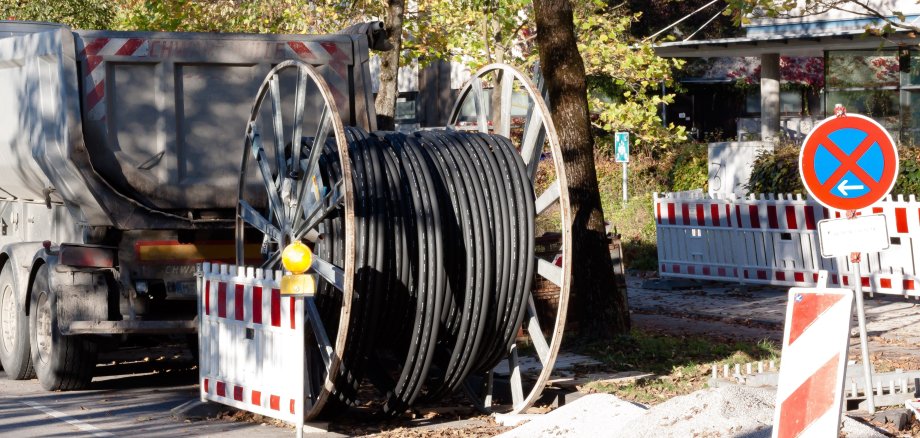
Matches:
[799,114,898,211]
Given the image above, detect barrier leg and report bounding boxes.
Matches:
[852,261,875,413]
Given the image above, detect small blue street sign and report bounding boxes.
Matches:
[615,132,629,163]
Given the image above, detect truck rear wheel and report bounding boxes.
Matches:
[0,263,33,379]
[29,264,97,390]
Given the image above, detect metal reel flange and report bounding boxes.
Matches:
[447,63,573,414]
[236,60,355,420]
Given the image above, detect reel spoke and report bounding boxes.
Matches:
[497,71,514,138]
[239,199,281,242]
[535,180,560,215]
[471,78,489,134]
[269,74,287,180]
[292,68,308,166]
[525,294,551,365]
[537,258,563,288]
[311,255,345,292]
[305,297,334,370]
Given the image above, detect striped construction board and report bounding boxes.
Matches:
[197,262,306,428]
[772,287,853,438]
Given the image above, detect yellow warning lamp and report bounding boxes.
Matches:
[281,241,313,274]
[280,241,315,296]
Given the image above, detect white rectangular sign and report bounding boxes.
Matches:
[817,214,889,259]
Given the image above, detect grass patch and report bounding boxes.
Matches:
[576,330,780,405]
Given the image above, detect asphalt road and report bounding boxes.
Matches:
[0,346,299,438]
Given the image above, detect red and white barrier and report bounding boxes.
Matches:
[198,263,306,429]
[772,287,853,438]
[655,192,920,297]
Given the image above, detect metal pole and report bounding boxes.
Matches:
[622,161,628,203]
[852,261,876,413]
[296,296,305,438]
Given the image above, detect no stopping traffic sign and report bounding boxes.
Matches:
[799,114,898,211]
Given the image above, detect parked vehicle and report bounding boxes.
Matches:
[0,21,379,390]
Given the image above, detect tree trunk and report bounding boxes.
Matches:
[375,0,405,131]
[532,0,630,339]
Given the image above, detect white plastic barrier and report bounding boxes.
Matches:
[197,263,307,431]
[654,192,920,298]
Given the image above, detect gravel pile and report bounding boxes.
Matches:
[496,393,646,437]
[499,384,887,437]
[621,385,886,438]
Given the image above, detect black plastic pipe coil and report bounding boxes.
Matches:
[309,127,535,417]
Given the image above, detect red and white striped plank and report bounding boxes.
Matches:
[772,287,853,438]
[656,198,734,228]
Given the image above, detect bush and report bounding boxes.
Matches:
[746,144,920,197]
[894,147,920,197]
[667,143,709,192]
[745,145,804,195]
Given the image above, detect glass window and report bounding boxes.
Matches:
[826,90,900,129]
[395,98,416,121]
[744,90,802,114]
[827,50,899,88]
[780,90,803,113]
[905,91,920,146]
[745,92,760,114]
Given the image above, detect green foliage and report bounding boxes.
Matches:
[746,143,920,197]
[668,143,709,192]
[1,0,115,29]
[576,4,687,154]
[745,144,804,195]
[894,147,920,197]
[111,0,373,34]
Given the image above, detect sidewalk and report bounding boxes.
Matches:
[628,275,920,366]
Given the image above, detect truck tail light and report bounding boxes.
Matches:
[60,245,116,268]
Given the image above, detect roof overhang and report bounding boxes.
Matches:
[654,30,920,58]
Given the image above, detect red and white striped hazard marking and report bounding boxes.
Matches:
[79,37,150,121]
[772,287,853,438]
[77,37,353,121]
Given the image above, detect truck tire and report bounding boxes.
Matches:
[0,263,33,379]
[29,264,97,390]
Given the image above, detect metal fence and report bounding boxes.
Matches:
[654,192,920,297]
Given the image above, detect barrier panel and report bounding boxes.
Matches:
[197,263,307,432]
[654,192,920,298]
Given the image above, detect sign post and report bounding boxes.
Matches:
[799,110,900,415]
[615,132,629,203]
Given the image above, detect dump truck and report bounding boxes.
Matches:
[0,21,380,390]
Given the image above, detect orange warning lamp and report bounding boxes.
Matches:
[280,241,315,296]
[281,241,313,274]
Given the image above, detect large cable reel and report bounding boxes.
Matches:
[447,64,573,414]
[235,60,572,419]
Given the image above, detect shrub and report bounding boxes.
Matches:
[745,145,804,195]
[894,147,920,197]
[746,144,920,197]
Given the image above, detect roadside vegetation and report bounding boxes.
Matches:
[747,141,920,196]
[595,137,709,271]
[579,330,780,405]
